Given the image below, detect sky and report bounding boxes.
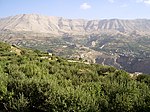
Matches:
[0,0,150,19]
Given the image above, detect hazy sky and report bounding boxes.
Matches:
[0,0,150,19]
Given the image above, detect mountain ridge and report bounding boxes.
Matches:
[1,14,150,36]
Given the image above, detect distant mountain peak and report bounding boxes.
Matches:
[1,14,150,35]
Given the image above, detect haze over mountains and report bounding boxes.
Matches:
[0,14,150,74]
[1,14,150,35]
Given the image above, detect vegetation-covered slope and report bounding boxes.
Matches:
[0,42,150,112]
[1,31,150,74]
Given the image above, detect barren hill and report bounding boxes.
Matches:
[1,14,150,35]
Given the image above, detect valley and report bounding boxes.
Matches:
[0,14,150,74]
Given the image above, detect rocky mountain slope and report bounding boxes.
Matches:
[0,14,150,74]
[1,14,150,35]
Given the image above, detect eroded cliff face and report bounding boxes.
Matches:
[116,56,150,74]
[88,54,150,74]
[1,14,150,35]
